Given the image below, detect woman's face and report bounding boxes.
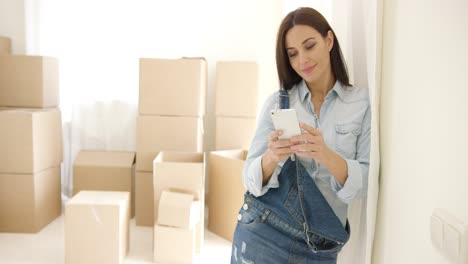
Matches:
[285,25,334,85]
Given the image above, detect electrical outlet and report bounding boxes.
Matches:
[431,209,468,264]
[431,214,444,250]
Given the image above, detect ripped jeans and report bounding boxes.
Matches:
[231,158,350,264]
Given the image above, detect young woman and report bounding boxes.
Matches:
[231,7,371,264]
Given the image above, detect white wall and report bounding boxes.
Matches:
[0,0,26,53]
[373,0,468,263]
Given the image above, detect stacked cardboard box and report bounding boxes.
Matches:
[154,190,200,263]
[208,150,248,241]
[0,55,59,108]
[0,36,11,55]
[65,191,130,264]
[0,45,62,233]
[208,61,258,240]
[153,151,204,255]
[72,151,136,217]
[135,58,206,227]
[214,61,258,150]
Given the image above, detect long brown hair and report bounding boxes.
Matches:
[276,7,351,90]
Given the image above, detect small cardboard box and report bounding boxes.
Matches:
[0,36,11,55]
[157,190,201,229]
[73,151,136,217]
[0,108,62,174]
[208,150,247,241]
[135,171,154,226]
[215,61,258,117]
[139,58,207,116]
[0,55,59,107]
[65,191,130,264]
[136,115,203,171]
[215,116,256,151]
[153,151,204,253]
[154,224,196,264]
[0,166,61,233]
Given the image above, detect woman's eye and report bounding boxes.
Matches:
[288,52,297,58]
[305,43,316,50]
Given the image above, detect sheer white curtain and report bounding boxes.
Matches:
[32,0,283,197]
[35,0,143,197]
[284,0,382,263]
[331,0,382,263]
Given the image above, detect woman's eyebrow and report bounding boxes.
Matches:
[301,37,315,44]
[286,37,316,50]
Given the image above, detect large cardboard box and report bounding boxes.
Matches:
[153,151,204,253]
[0,36,11,55]
[157,190,200,229]
[215,116,256,151]
[73,151,136,217]
[208,150,247,241]
[0,166,61,233]
[215,61,259,117]
[154,225,195,264]
[65,191,130,264]
[139,58,207,116]
[135,171,154,226]
[136,115,203,171]
[0,55,59,107]
[0,108,62,174]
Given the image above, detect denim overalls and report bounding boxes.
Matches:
[231,90,350,264]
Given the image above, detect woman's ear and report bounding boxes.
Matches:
[326,30,334,52]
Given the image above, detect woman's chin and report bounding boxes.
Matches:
[302,75,318,85]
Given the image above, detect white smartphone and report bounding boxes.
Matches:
[270,109,302,140]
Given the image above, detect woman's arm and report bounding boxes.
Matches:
[290,105,371,203]
[242,93,294,196]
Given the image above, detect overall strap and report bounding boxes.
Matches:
[279,89,289,109]
[276,88,348,247]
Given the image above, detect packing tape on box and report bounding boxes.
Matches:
[91,207,102,224]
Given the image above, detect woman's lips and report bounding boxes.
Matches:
[301,65,316,74]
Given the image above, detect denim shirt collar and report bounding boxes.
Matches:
[297,79,345,103]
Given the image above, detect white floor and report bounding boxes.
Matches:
[0,215,233,264]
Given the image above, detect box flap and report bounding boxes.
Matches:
[74,151,135,168]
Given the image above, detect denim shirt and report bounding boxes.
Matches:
[243,80,371,226]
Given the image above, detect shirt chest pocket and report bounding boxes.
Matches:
[334,123,361,159]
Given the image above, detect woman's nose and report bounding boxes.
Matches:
[298,53,309,65]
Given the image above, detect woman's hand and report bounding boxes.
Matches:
[290,123,349,185]
[265,130,295,163]
[289,123,331,164]
[261,130,295,185]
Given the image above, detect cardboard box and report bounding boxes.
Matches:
[208,150,247,241]
[135,171,154,226]
[215,61,259,117]
[0,36,11,55]
[65,191,130,264]
[139,58,207,116]
[153,151,204,253]
[0,108,62,174]
[136,115,204,171]
[154,224,195,264]
[158,190,201,229]
[0,166,61,233]
[73,151,136,217]
[0,55,59,107]
[215,116,256,151]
